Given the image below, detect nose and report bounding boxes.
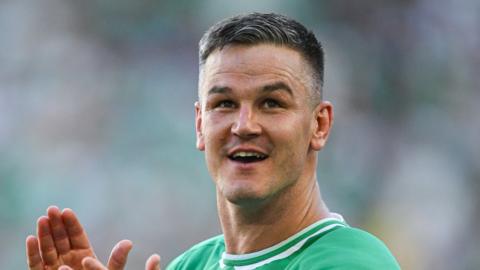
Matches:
[231,105,261,138]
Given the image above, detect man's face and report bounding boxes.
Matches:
[196,44,331,205]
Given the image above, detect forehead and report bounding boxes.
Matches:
[199,44,310,97]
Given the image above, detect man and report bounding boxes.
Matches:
[26,13,400,270]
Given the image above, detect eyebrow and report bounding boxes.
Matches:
[262,82,293,96]
[207,86,232,95]
[207,82,293,96]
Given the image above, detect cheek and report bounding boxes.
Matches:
[270,116,312,162]
[203,115,232,153]
[270,114,311,144]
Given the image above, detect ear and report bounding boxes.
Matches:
[195,101,205,151]
[310,101,334,151]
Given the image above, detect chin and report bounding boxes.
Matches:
[220,183,272,206]
[226,192,269,206]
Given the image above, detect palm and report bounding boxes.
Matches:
[27,207,161,270]
[49,248,95,270]
[26,207,97,270]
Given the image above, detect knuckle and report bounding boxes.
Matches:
[111,255,125,267]
[53,228,69,239]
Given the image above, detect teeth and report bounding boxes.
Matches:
[233,151,265,158]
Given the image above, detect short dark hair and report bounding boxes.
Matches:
[199,12,325,100]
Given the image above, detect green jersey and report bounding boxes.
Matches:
[167,216,400,269]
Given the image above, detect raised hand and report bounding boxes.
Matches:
[26,206,96,270]
[26,206,161,270]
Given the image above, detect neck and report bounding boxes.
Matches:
[217,169,330,254]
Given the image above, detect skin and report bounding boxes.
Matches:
[25,206,160,270]
[196,44,334,254]
[26,43,334,267]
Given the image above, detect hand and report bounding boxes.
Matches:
[26,206,96,270]
[26,206,161,270]
[58,253,161,270]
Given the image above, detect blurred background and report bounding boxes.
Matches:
[1,0,479,269]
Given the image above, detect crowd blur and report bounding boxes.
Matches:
[0,0,478,269]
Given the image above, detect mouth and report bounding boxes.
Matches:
[228,151,269,163]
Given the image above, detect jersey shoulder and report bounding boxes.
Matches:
[293,226,400,270]
[166,235,225,270]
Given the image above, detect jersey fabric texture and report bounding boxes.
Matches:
[166,216,400,270]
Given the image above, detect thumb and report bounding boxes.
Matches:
[145,254,161,270]
[107,239,133,270]
[59,266,73,270]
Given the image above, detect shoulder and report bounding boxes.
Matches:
[294,226,400,269]
[166,235,225,270]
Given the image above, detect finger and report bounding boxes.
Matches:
[37,216,59,266]
[83,257,107,270]
[62,208,92,249]
[145,254,161,270]
[107,240,133,270]
[59,265,74,270]
[47,206,71,255]
[26,235,44,270]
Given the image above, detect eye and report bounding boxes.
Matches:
[263,98,281,109]
[216,100,235,109]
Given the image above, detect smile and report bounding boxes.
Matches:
[228,151,268,163]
